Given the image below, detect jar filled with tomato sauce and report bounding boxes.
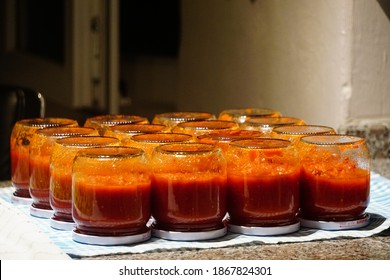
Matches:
[49,136,119,230]
[10,118,78,204]
[29,127,98,218]
[225,138,301,235]
[299,135,371,230]
[72,146,151,245]
[151,143,227,241]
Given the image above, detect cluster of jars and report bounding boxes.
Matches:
[10,108,371,245]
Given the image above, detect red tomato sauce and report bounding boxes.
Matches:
[227,171,300,227]
[151,175,227,232]
[73,179,151,236]
[300,165,370,221]
[29,156,51,209]
[11,150,31,197]
[50,170,73,222]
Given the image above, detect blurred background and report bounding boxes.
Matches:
[0,0,389,130]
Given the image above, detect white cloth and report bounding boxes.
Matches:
[0,198,70,260]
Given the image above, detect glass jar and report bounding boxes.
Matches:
[218,108,281,124]
[196,129,264,152]
[10,118,78,204]
[152,111,216,130]
[49,136,119,230]
[299,135,371,230]
[123,132,193,158]
[225,138,300,235]
[29,127,97,218]
[105,123,169,141]
[172,120,239,137]
[84,114,149,136]
[271,125,335,144]
[151,143,227,240]
[72,146,151,245]
[241,116,305,135]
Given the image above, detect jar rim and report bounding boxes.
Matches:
[245,116,301,127]
[87,114,148,125]
[75,146,144,159]
[273,125,334,135]
[155,111,214,122]
[155,142,220,155]
[36,127,95,137]
[197,129,263,141]
[176,120,237,130]
[219,108,278,117]
[56,136,119,147]
[109,123,166,133]
[131,133,192,143]
[17,118,77,128]
[300,134,365,146]
[230,138,291,149]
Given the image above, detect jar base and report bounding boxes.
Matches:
[30,205,54,219]
[11,193,32,205]
[152,226,227,241]
[50,217,75,231]
[299,213,370,230]
[72,228,151,246]
[228,221,300,236]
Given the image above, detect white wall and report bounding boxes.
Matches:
[119,55,178,120]
[350,0,390,119]
[177,0,390,130]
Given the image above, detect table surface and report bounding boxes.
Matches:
[79,230,390,260]
[2,158,389,260]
